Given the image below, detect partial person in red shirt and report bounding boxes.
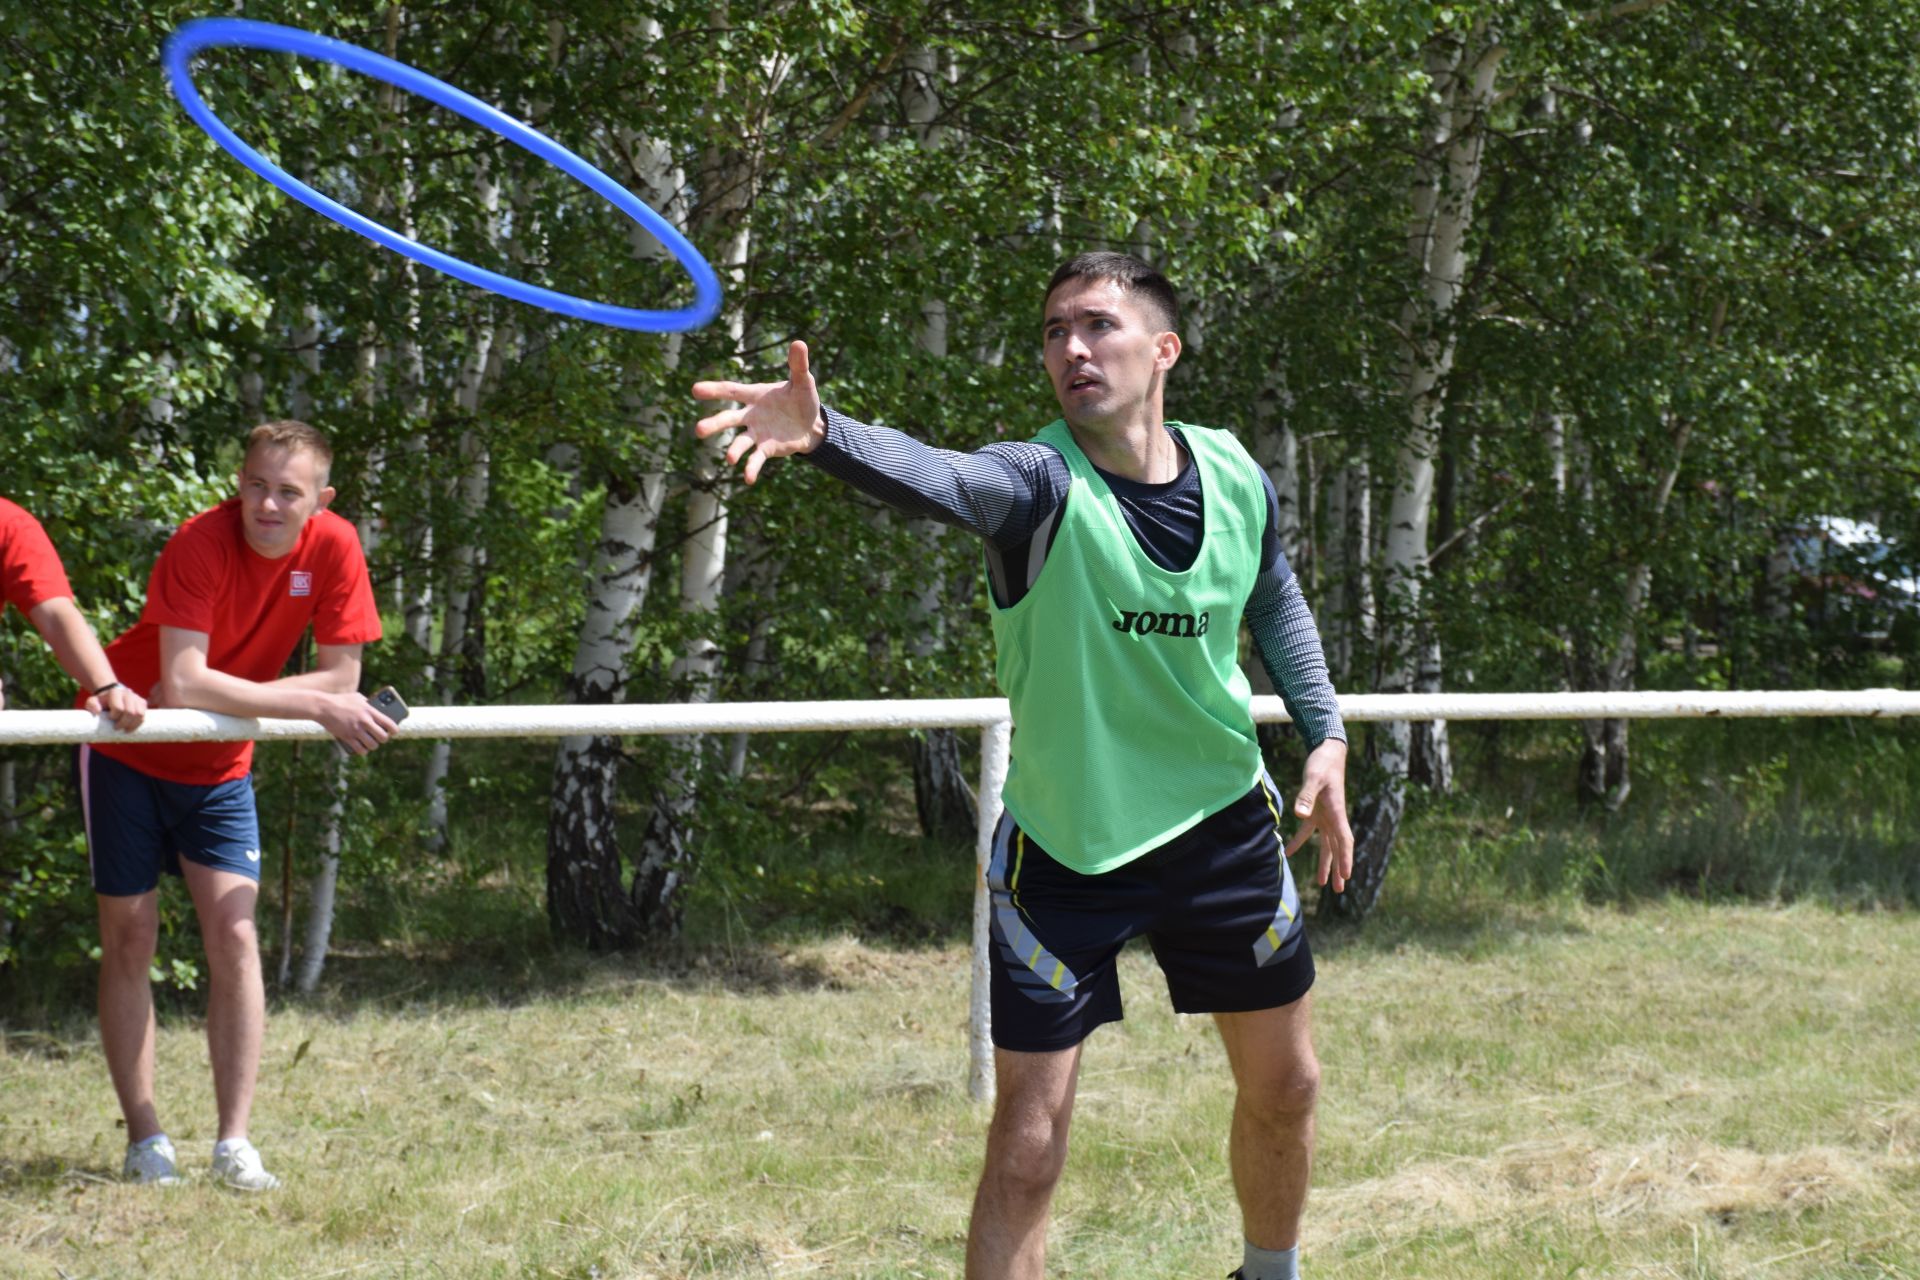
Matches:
[0,497,147,729]
[83,421,395,1191]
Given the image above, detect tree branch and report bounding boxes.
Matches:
[813,18,915,147]
[1576,0,1672,23]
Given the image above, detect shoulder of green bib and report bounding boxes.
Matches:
[1166,421,1259,469]
[1165,420,1250,448]
[1030,418,1072,446]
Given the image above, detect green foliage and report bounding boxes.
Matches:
[3,1,1918,966]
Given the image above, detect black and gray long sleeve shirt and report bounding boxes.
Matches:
[807,407,1346,751]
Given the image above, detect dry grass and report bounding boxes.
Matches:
[2,900,1916,1279]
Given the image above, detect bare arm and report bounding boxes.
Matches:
[158,628,393,755]
[26,596,146,730]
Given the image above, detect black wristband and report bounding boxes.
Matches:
[92,681,122,697]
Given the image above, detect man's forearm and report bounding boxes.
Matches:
[1246,572,1346,749]
[162,665,356,720]
[29,598,119,693]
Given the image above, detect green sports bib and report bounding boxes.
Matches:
[990,419,1265,874]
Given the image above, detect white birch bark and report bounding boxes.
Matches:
[296,311,378,987]
[1545,412,1569,497]
[1322,460,1375,683]
[424,155,501,848]
[294,747,348,993]
[1337,26,1502,915]
[630,32,794,929]
[547,468,669,947]
[895,48,975,837]
[546,18,689,945]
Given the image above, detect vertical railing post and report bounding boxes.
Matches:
[968,717,1011,1103]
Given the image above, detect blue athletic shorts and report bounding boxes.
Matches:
[78,746,264,896]
[985,772,1314,1053]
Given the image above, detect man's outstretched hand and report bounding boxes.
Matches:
[692,340,827,485]
[1285,738,1354,894]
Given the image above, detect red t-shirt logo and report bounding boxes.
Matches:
[290,570,313,597]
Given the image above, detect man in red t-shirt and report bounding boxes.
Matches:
[0,497,146,729]
[84,421,395,1191]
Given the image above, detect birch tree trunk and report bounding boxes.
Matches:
[1577,411,1695,810]
[629,161,760,931]
[295,747,349,993]
[424,154,501,849]
[628,29,792,933]
[545,31,683,946]
[1321,460,1374,685]
[884,47,976,839]
[1330,25,1501,920]
[292,312,380,987]
[547,470,669,948]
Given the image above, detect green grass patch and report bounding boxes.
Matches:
[1391,717,1920,911]
[3,899,1916,1279]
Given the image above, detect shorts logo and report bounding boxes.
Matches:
[245,849,262,863]
[1112,608,1210,638]
[289,571,313,598]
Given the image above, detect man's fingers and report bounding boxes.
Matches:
[1284,820,1314,858]
[691,379,761,403]
[743,449,768,485]
[788,339,809,384]
[1295,787,1317,818]
[726,431,756,466]
[696,407,750,439]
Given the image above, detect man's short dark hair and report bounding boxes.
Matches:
[1044,252,1180,333]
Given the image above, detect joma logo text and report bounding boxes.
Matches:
[1112,609,1210,638]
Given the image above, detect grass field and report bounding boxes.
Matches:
[3,894,1915,1279]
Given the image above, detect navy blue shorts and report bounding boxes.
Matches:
[985,773,1314,1053]
[78,746,264,897]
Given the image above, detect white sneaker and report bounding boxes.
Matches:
[210,1139,281,1192]
[122,1134,182,1186]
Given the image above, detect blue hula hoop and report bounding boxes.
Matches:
[163,17,722,332]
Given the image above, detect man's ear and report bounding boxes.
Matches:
[1156,330,1183,372]
[316,485,337,514]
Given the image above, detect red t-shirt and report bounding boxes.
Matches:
[0,497,75,617]
[92,498,383,785]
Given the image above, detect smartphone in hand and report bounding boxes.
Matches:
[370,685,410,725]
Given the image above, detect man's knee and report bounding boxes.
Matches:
[986,1107,1073,1195]
[97,900,159,971]
[199,911,261,971]
[1242,1052,1321,1126]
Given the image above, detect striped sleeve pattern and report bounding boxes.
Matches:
[806,406,1068,548]
[1244,567,1346,750]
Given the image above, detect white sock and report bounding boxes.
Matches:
[1242,1241,1299,1280]
[214,1137,250,1158]
[131,1132,171,1151]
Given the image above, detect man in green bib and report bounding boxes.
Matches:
[693,252,1352,1280]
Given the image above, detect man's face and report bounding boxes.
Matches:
[236,444,333,559]
[1041,276,1180,430]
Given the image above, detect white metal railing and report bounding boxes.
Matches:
[6,688,1916,1101]
[5,689,1920,746]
